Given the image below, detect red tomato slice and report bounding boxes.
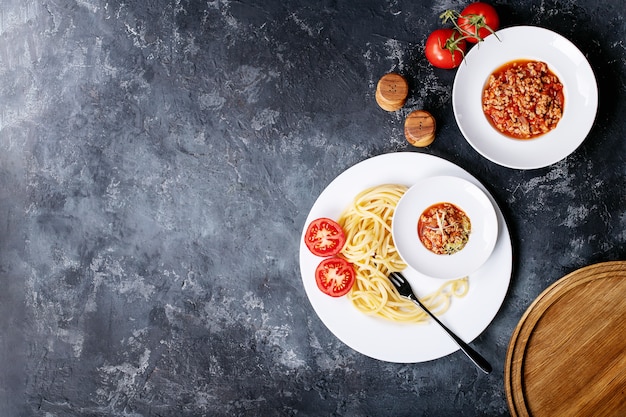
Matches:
[457,2,500,43]
[424,28,467,69]
[315,257,355,297]
[304,217,346,257]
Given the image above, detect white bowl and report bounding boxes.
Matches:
[392,176,498,279]
[452,26,598,169]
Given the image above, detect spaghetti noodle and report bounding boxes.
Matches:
[338,184,469,323]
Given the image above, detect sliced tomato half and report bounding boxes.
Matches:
[304,217,346,257]
[315,257,355,297]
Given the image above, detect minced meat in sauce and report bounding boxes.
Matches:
[482,60,564,139]
[418,202,471,255]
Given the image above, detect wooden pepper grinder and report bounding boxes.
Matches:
[404,110,436,147]
[375,73,409,112]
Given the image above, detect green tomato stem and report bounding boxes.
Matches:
[438,10,500,43]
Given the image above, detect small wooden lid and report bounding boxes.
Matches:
[375,73,408,111]
[404,110,436,147]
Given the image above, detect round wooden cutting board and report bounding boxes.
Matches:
[505,261,626,417]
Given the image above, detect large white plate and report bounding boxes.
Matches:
[299,152,512,363]
[452,26,598,169]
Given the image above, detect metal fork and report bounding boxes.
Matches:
[388,271,492,374]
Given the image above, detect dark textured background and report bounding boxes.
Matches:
[0,0,624,416]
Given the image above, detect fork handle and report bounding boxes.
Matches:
[410,295,492,374]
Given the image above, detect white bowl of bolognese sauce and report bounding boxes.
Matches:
[392,176,498,280]
[452,26,598,169]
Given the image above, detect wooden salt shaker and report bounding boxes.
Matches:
[375,73,409,112]
[404,110,436,147]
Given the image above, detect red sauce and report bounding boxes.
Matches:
[418,202,471,255]
[482,60,564,139]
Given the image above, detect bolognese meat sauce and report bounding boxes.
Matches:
[418,202,471,255]
[482,60,564,139]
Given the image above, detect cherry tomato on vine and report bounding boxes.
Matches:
[457,2,500,43]
[304,217,346,257]
[314,257,355,297]
[424,28,467,69]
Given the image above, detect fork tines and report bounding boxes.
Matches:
[388,271,413,298]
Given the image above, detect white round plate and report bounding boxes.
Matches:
[392,176,498,280]
[299,152,512,363]
[452,26,598,169]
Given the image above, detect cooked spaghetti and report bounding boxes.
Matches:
[338,184,469,323]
